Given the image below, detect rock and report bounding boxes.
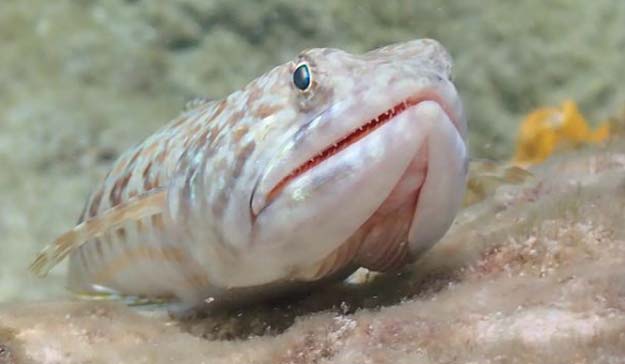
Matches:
[2,142,625,363]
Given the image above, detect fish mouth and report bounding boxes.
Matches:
[259,92,459,213]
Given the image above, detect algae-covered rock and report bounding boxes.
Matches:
[2,143,625,363]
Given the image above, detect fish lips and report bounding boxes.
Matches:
[248,99,458,269]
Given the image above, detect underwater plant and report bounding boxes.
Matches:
[513,100,610,166]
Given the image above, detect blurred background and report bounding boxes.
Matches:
[1,0,624,302]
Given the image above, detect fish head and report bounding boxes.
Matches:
[219,39,468,284]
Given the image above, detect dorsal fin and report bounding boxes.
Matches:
[184,97,214,111]
[29,188,167,277]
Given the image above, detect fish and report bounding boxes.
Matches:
[30,39,468,310]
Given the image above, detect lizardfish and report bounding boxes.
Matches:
[30,39,468,310]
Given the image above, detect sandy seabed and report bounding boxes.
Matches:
[2,143,625,363]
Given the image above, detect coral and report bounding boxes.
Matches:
[513,100,610,166]
[466,99,621,206]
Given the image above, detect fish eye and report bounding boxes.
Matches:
[293,63,311,91]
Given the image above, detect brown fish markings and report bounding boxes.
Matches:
[30,39,468,310]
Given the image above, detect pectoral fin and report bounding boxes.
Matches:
[29,188,167,277]
[465,159,534,206]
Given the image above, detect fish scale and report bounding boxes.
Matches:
[30,38,469,310]
[69,100,249,300]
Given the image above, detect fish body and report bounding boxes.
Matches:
[31,39,468,308]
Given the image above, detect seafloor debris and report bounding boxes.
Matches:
[464,159,533,206]
[512,100,610,166]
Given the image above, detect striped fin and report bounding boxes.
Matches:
[184,97,213,111]
[30,188,167,277]
[72,287,171,307]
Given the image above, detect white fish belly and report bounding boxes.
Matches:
[66,213,211,303]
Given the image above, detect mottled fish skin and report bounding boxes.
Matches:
[52,39,468,307]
